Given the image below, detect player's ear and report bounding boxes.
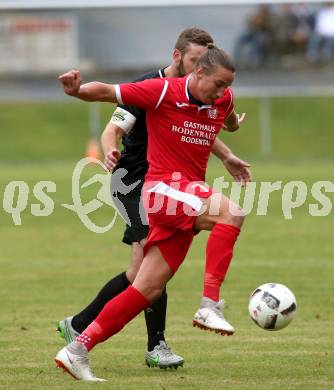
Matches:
[173,48,182,64]
[195,66,205,79]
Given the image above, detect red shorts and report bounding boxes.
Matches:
[142,179,215,273]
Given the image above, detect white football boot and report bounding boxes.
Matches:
[145,341,184,369]
[55,342,106,382]
[193,297,235,336]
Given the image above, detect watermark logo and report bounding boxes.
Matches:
[3,180,56,225]
[62,158,141,233]
[62,158,118,233]
[1,160,333,233]
[1,158,140,233]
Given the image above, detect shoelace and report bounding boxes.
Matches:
[216,299,225,310]
[158,343,174,357]
[213,299,227,319]
[75,353,89,366]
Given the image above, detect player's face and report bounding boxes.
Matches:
[176,43,208,76]
[194,65,235,104]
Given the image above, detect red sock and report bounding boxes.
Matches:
[203,223,240,301]
[75,285,150,351]
[75,321,103,351]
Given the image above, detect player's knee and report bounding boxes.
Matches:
[148,286,164,302]
[125,269,136,283]
[228,213,245,228]
[216,201,245,228]
[126,262,141,283]
[126,243,144,282]
[141,284,164,303]
[224,204,245,228]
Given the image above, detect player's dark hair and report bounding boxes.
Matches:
[174,27,214,54]
[196,44,235,73]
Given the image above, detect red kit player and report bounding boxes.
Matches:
[56,45,247,381]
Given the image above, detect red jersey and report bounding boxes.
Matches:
[116,75,234,183]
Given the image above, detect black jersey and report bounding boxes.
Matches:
[114,68,166,185]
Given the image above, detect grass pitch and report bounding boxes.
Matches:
[0,160,333,389]
[1,96,334,162]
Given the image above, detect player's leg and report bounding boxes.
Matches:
[56,191,141,341]
[193,193,245,335]
[141,233,188,369]
[57,243,139,341]
[128,238,184,369]
[57,184,146,339]
[129,239,184,367]
[117,191,180,363]
[126,241,144,282]
[55,245,174,381]
[58,205,183,368]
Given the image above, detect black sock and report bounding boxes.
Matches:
[71,271,130,333]
[144,288,167,351]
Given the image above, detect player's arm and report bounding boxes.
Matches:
[101,123,123,171]
[212,137,252,186]
[101,107,137,171]
[222,110,246,132]
[59,69,165,110]
[58,70,117,102]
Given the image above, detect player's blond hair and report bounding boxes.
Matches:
[196,44,235,74]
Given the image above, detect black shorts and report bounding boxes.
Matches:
[115,189,149,246]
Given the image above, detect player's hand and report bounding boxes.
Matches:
[222,112,246,132]
[58,70,82,96]
[104,149,121,171]
[223,154,252,186]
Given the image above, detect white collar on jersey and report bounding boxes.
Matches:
[158,68,166,79]
[185,74,191,100]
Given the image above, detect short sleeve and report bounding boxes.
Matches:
[115,78,168,111]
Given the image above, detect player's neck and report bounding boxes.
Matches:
[187,73,201,102]
[164,63,180,78]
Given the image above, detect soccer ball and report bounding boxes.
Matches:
[248,283,297,331]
